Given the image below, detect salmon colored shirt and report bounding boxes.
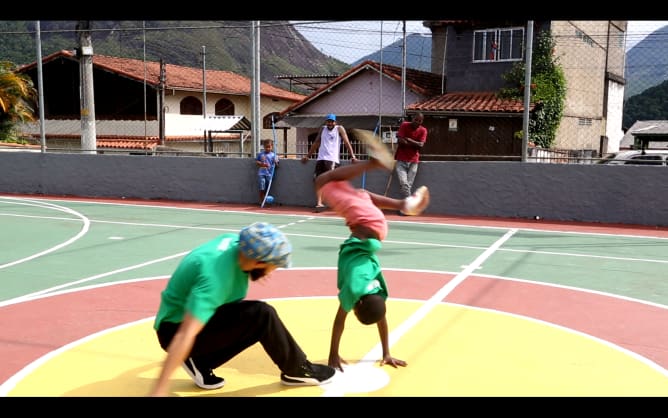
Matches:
[320,180,388,241]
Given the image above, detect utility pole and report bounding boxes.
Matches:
[76,21,96,153]
[521,21,534,163]
[35,21,46,152]
[401,21,407,120]
[251,21,261,157]
[159,59,166,145]
[202,45,209,152]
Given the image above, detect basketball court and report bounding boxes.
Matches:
[1,194,667,396]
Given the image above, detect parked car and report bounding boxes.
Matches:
[597,150,668,165]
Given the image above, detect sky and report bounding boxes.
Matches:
[625,20,668,50]
[292,20,668,63]
[290,20,430,64]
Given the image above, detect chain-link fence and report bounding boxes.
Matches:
[3,20,667,163]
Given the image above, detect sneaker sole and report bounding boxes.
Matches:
[280,373,335,386]
[182,362,226,390]
[352,129,396,170]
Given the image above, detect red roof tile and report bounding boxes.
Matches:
[408,91,533,114]
[97,139,158,150]
[21,50,305,102]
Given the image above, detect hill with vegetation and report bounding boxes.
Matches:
[625,24,668,99]
[623,79,668,128]
[0,20,350,94]
[4,20,667,127]
[623,24,668,127]
[351,33,432,72]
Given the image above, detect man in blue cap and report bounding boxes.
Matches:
[301,113,357,212]
[149,222,335,396]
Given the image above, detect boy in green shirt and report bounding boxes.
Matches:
[150,222,335,396]
[314,129,430,373]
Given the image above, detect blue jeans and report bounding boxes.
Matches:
[258,174,272,191]
[395,160,419,199]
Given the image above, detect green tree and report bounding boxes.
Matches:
[499,30,566,148]
[0,61,37,142]
[623,79,668,128]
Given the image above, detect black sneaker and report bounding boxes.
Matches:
[182,357,225,390]
[281,361,336,386]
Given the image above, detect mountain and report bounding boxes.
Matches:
[0,20,351,94]
[351,33,431,72]
[623,79,668,128]
[624,24,668,99]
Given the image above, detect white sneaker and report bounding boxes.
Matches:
[352,129,396,170]
[400,186,430,216]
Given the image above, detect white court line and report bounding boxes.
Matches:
[2,268,667,396]
[0,252,189,307]
[0,317,154,397]
[2,197,667,395]
[0,197,90,270]
[5,195,668,240]
[4,210,664,265]
[321,228,519,396]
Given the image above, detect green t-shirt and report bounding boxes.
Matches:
[153,233,249,329]
[337,236,388,312]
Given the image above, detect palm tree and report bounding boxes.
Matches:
[0,61,37,141]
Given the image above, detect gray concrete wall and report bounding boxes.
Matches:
[1,152,667,227]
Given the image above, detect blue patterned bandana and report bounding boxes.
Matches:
[238,222,292,268]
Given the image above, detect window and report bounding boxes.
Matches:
[263,112,280,129]
[262,112,279,129]
[575,29,595,47]
[626,155,665,165]
[215,99,234,115]
[473,27,524,63]
[180,96,202,115]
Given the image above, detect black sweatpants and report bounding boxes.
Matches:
[156,300,308,374]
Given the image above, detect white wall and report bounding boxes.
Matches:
[605,81,625,153]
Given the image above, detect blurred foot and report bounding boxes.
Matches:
[400,186,430,216]
[353,129,395,170]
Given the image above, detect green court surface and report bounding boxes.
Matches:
[1,195,667,396]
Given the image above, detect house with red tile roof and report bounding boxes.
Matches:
[279,20,627,160]
[278,60,443,159]
[17,50,305,156]
[420,20,627,158]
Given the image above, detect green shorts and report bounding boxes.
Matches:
[337,236,388,312]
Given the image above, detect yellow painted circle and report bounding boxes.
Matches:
[6,298,668,396]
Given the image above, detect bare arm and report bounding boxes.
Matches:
[338,126,357,161]
[397,136,425,148]
[302,134,322,163]
[397,123,426,149]
[328,304,349,372]
[406,138,425,148]
[376,315,407,369]
[149,313,204,396]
